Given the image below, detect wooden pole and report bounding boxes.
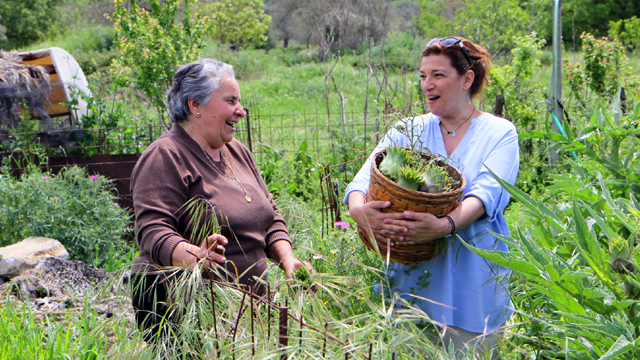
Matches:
[250,284,255,357]
[279,306,288,360]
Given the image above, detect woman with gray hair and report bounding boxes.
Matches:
[130,58,312,341]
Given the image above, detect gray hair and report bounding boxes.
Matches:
[166,58,235,123]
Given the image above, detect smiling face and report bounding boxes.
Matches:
[193,75,245,150]
[420,54,472,120]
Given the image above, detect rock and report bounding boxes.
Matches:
[10,257,110,300]
[0,237,69,279]
[0,258,134,327]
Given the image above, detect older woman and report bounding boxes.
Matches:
[346,37,519,358]
[130,58,310,340]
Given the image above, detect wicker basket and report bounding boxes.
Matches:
[357,149,466,265]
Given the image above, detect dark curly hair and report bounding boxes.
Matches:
[422,37,491,99]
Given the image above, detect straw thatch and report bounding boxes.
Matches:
[0,50,52,130]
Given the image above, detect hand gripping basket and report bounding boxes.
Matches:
[357,149,466,265]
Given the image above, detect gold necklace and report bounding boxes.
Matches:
[440,105,475,137]
[199,145,252,203]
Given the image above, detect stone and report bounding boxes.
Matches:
[0,237,69,279]
[10,257,109,300]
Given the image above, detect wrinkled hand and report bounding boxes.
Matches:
[280,253,318,292]
[350,200,407,244]
[382,211,449,246]
[199,233,228,266]
[173,233,228,269]
[268,240,318,292]
[280,253,316,280]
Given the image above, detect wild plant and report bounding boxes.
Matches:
[123,195,460,359]
[564,33,640,117]
[467,101,640,358]
[0,161,133,267]
[257,141,321,202]
[609,16,640,53]
[483,32,547,130]
[523,93,640,198]
[111,0,210,129]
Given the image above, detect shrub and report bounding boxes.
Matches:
[0,0,62,50]
[0,163,133,268]
[111,0,210,128]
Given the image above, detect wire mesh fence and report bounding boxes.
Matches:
[240,100,422,163]
[0,101,424,159]
[0,102,424,211]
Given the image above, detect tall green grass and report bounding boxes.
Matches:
[0,194,516,359]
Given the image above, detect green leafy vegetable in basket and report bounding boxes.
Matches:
[380,146,455,193]
[397,164,423,190]
[379,146,410,181]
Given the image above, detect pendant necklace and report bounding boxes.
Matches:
[221,150,252,203]
[199,145,252,203]
[440,105,475,137]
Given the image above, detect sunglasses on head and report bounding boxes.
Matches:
[426,37,473,67]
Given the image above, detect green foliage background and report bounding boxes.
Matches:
[2,0,640,359]
[205,0,271,49]
[0,164,133,268]
[0,0,62,50]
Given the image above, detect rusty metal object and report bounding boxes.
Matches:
[319,156,367,235]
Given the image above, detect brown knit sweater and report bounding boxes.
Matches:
[130,124,290,285]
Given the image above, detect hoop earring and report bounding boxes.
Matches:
[466,94,471,105]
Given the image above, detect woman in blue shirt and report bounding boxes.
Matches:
[345,37,519,358]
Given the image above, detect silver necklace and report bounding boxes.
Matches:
[440,105,475,137]
[199,145,252,203]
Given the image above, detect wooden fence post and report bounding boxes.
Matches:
[279,306,288,360]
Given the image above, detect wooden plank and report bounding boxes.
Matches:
[49,86,66,104]
[46,103,70,116]
[22,55,53,66]
[46,82,69,115]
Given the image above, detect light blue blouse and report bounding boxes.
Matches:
[344,112,520,333]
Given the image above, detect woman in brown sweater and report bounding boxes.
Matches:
[130,58,311,341]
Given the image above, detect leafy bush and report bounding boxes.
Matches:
[485,33,547,128]
[274,47,319,67]
[0,0,62,50]
[111,0,210,127]
[258,141,320,202]
[352,30,424,71]
[609,16,640,53]
[203,0,271,50]
[0,163,133,268]
[564,33,640,116]
[475,102,640,358]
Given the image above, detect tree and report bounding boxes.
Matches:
[205,0,271,49]
[453,0,531,56]
[562,0,640,43]
[265,0,301,48]
[609,16,640,53]
[415,0,449,40]
[112,0,210,128]
[417,0,539,56]
[0,0,61,50]
[520,0,640,48]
